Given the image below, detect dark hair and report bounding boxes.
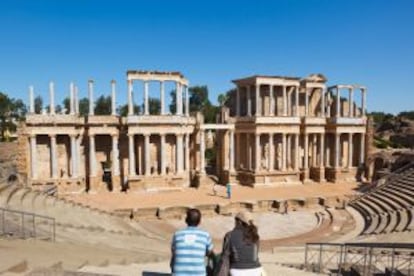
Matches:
[236,218,259,244]
[185,208,201,226]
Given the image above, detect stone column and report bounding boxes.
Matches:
[327,92,331,117]
[269,85,275,116]
[335,133,340,168]
[144,81,149,115]
[88,80,94,115]
[29,86,35,114]
[295,86,299,116]
[128,80,133,115]
[283,85,287,116]
[247,86,252,116]
[176,134,183,174]
[246,133,251,170]
[50,135,57,179]
[255,133,260,171]
[70,82,75,115]
[160,134,166,175]
[74,86,79,114]
[70,135,77,178]
[176,82,182,115]
[336,87,341,118]
[185,133,190,171]
[112,134,120,176]
[287,134,291,169]
[320,133,325,167]
[29,135,37,179]
[325,134,330,167]
[89,135,97,177]
[312,134,317,167]
[185,86,190,116]
[255,84,261,116]
[235,133,241,169]
[348,133,353,168]
[282,133,287,171]
[361,88,366,116]
[128,134,136,176]
[360,133,365,164]
[200,131,205,174]
[144,134,150,175]
[160,81,165,115]
[269,133,274,171]
[320,89,325,117]
[294,134,299,170]
[49,82,55,115]
[304,133,309,170]
[236,87,240,117]
[111,80,116,116]
[229,130,235,172]
[305,88,309,116]
[348,88,353,117]
[76,136,82,177]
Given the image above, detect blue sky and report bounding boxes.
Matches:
[0,0,413,114]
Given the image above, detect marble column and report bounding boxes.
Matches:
[49,82,55,115]
[287,134,291,170]
[305,88,309,116]
[320,133,325,167]
[50,135,57,179]
[29,86,35,114]
[128,134,136,176]
[283,85,287,116]
[144,134,150,175]
[176,134,183,174]
[295,86,299,116]
[327,92,331,117]
[304,134,309,170]
[320,89,325,117]
[76,136,82,177]
[236,133,241,169]
[348,133,353,168]
[70,135,77,178]
[30,135,37,179]
[246,133,251,170]
[269,85,275,116]
[185,134,190,171]
[176,82,182,115]
[112,134,120,176]
[185,86,189,116]
[312,134,317,167]
[160,134,166,175]
[282,133,287,171]
[111,80,116,116]
[70,82,75,115]
[336,87,341,118]
[200,131,205,174]
[269,133,274,171]
[325,135,330,167]
[88,80,94,115]
[255,84,261,116]
[229,130,235,172]
[255,133,260,171]
[144,81,149,115]
[128,80,133,115]
[348,88,353,117]
[74,86,79,114]
[294,134,299,170]
[89,135,97,177]
[247,86,252,116]
[160,81,165,115]
[361,88,366,116]
[335,133,340,168]
[360,133,365,164]
[236,87,240,117]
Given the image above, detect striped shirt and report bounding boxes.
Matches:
[171,226,213,276]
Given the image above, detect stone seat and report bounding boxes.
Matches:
[157,206,189,219]
[381,186,414,206]
[192,203,217,217]
[5,188,30,209]
[358,199,381,235]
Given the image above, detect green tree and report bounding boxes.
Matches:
[79,97,89,116]
[117,104,140,116]
[169,89,177,114]
[149,97,161,115]
[398,110,414,120]
[94,95,111,115]
[34,96,43,114]
[0,92,27,141]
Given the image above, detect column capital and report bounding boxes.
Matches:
[48,134,57,138]
[111,79,116,84]
[29,133,37,138]
[111,133,119,138]
[127,133,134,137]
[143,133,151,137]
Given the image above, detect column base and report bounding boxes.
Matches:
[301,169,312,184]
[310,167,326,183]
[112,175,121,192]
[88,176,101,193]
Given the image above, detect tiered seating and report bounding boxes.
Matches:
[348,162,414,236]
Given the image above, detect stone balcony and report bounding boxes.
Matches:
[236,116,301,125]
[26,114,84,125]
[87,115,120,126]
[328,117,366,126]
[126,115,196,125]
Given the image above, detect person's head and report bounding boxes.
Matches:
[235,211,259,244]
[185,208,201,227]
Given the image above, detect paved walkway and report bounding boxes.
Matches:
[63,182,359,211]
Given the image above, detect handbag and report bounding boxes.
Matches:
[216,233,231,276]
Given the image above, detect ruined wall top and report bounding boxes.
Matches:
[127,70,189,85]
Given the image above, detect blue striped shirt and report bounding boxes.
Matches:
[171,226,213,276]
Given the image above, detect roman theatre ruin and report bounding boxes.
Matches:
[19,70,368,193]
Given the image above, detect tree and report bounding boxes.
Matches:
[78,98,89,116]
[117,104,140,117]
[94,95,111,115]
[189,86,209,113]
[149,97,161,115]
[34,96,43,114]
[0,92,27,141]
[62,97,70,114]
[169,89,177,114]
[398,111,414,120]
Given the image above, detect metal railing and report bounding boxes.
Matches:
[0,207,55,241]
[305,242,414,275]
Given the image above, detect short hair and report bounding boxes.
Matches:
[185,208,201,226]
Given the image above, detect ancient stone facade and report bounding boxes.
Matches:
[22,71,368,193]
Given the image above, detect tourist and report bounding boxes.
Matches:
[217,211,262,276]
[170,208,214,276]
[226,182,232,199]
